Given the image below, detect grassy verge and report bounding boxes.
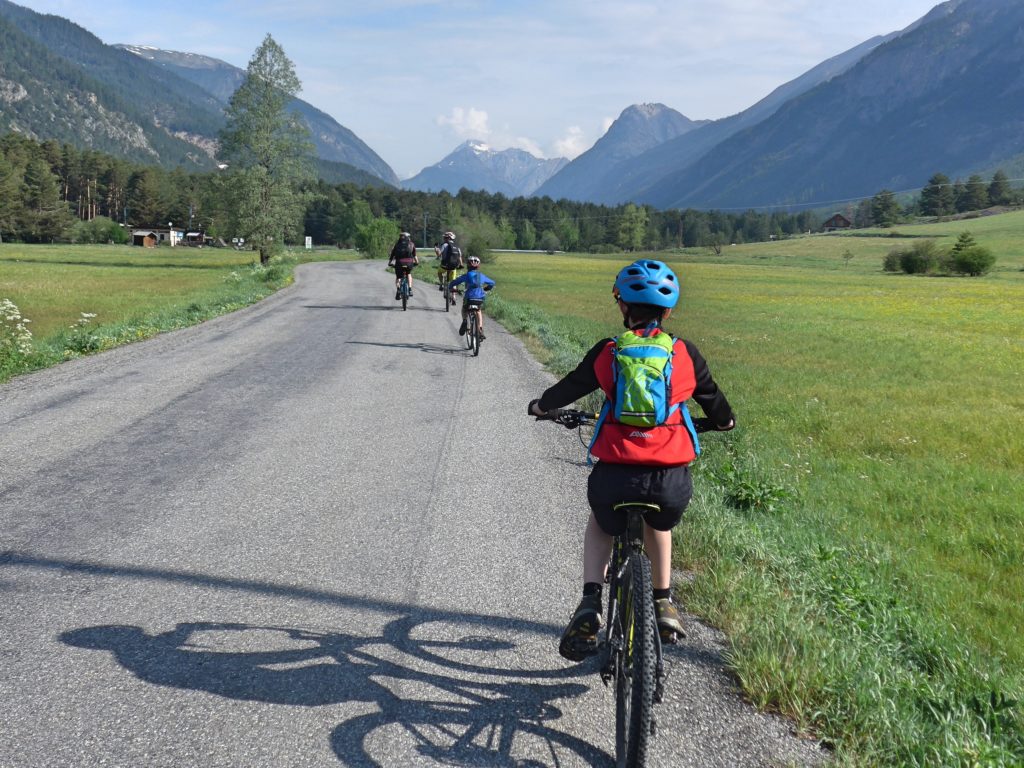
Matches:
[0,244,359,382]
[483,223,1024,766]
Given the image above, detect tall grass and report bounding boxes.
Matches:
[485,213,1024,765]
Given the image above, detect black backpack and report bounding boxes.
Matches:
[441,243,462,269]
[393,236,414,261]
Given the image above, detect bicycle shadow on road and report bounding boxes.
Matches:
[60,617,607,766]
[304,304,399,312]
[345,340,464,356]
[0,552,609,766]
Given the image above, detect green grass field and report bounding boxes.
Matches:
[485,211,1024,765]
[0,243,359,380]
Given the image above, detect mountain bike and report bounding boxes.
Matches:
[398,270,411,311]
[439,268,458,312]
[536,408,715,768]
[464,302,483,356]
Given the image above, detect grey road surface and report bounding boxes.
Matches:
[0,261,828,767]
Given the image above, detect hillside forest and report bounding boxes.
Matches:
[0,133,1020,256]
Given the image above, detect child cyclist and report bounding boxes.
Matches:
[528,259,735,662]
[449,255,495,339]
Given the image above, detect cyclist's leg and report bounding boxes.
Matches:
[560,512,614,661]
[643,527,672,590]
[583,513,614,584]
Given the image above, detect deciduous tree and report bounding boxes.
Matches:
[218,34,313,264]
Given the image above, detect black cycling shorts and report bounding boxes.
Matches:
[587,461,692,536]
[394,263,413,278]
[463,298,484,309]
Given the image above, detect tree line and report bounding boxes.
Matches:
[854,170,1020,228]
[0,129,824,253]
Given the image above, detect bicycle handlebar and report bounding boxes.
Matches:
[534,406,725,434]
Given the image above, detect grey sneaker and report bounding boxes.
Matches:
[654,598,686,640]
[559,593,603,661]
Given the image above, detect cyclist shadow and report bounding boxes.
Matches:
[60,615,610,767]
[345,340,464,356]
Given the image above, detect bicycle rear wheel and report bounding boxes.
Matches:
[401,277,409,311]
[465,311,475,351]
[443,277,450,312]
[615,553,656,767]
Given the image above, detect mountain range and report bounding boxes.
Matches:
[3,0,1022,211]
[540,0,1024,210]
[0,0,398,185]
[403,141,568,197]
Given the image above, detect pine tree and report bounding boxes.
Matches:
[963,175,989,211]
[870,190,900,227]
[988,170,1013,206]
[920,173,954,216]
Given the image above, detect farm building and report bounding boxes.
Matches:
[823,213,852,231]
[131,230,158,247]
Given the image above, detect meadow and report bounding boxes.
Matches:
[485,212,1024,765]
[0,243,357,380]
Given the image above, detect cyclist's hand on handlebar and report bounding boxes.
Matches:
[527,399,546,418]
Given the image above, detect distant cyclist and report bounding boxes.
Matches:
[436,231,464,291]
[449,255,495,339]
[388,232,419,300]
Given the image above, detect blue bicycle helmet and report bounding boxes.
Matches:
[613,259,679,308]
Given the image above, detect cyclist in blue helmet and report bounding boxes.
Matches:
[528,259,735,661]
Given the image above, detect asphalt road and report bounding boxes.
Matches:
[0,260,828,767]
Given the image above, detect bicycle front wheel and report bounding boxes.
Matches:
[615,553,656,767]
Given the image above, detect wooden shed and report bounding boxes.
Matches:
[132,230,158,247]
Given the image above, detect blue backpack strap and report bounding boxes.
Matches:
[586,336,617,466]
[680,403,701,456]
[587,399,611,466]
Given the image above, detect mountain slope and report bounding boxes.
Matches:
[534,103,705,201]
[404,141,568,196]
[118,45,399,186]
[0,1,220,167]
[602,32,902,206]
[641,0,1024,210]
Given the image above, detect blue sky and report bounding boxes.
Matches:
[19,0,942,179]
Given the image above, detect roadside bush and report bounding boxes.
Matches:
[950,245,996,276]
[899,240,942,274]
[590,243,621,254]
[70,216,130,245]
[883,249,902,272]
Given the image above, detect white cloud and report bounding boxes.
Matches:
[553,126,588,160]
[437,107,491,140]
[602,116,615,133]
